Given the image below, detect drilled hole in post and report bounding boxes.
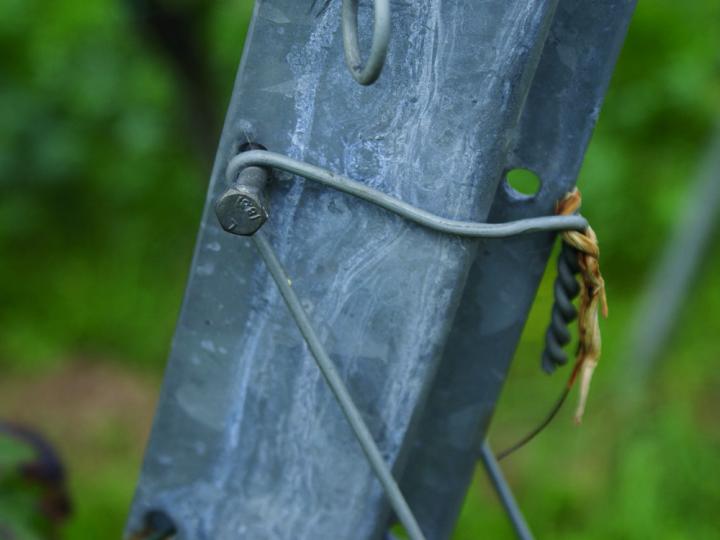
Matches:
[132,510,177,540]
[505,168,542,197]
[236,141,267,154]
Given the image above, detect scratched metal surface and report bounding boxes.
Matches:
[125,1,562,539]
[398,1,637,537]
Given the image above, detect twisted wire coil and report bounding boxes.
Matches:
[542,242,582,373]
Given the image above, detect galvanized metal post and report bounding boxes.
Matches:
[398,1,636,537]
[125,1,634,539]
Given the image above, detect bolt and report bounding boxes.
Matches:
[215,165,270,236]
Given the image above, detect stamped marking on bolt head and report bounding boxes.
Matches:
[215,186,268,236]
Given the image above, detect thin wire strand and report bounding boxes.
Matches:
[495,386,570,461]
[253,230,427,540]
[342,0,391,85]
[226,150,589,238]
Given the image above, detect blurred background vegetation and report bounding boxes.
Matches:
[1,0,718,538]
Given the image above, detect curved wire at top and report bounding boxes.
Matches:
[342,0,391,85]
[226,150,589,238]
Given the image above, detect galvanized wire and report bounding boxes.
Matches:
[342,0,391,85]
[226,150,589,237]
[252,230,427,540]
[480,442,534,540]
[223,150,591,540]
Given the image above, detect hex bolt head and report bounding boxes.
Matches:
[214,165,270,236]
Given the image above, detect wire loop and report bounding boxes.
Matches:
[342,0,391,85]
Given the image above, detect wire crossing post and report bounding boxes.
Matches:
[126,1,634,539]
[251,230,426,540]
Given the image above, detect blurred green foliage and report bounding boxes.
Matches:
[0,436,46,539]
[0,0,253,369]
[0,0,719,539]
